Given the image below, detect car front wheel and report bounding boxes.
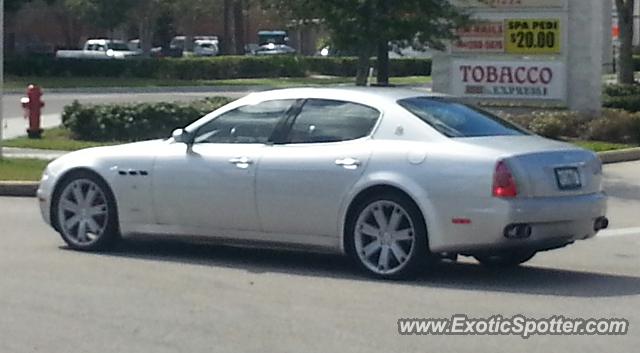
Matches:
[52,171,119,251]
[347,192,429,280]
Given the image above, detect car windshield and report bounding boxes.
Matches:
[108,42,131,51]
[259,33,287,45]
[398,97,529,138]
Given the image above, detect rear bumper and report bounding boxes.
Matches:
[431,192,607,254]
[507,192,607,226]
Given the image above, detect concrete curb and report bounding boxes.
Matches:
[599,147,640,164]
[0,182,39,197]
[1,148,639,198]
[2,147,67,160]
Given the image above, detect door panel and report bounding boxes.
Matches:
[256,98,380,238]
[151,99,297,233]
[152,143,263,231]
[257,142,372,237]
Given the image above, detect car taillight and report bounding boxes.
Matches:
[493,160,518,198]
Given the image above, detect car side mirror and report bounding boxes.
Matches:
[172,128,193,145]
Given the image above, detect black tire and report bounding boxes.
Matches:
[345,191,430,280]
[474,250,536,268]
[51,170,120,251]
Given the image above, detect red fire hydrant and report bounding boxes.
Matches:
[21,84,45,139]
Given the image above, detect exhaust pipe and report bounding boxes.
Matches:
[504,224,532,239]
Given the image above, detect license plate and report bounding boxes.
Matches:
[555,167,582,190]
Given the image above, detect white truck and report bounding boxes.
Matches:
[56,39,141,60]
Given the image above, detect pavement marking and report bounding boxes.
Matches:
[598,227,640,238]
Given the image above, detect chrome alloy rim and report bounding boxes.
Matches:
[354,200,416,275]
[57,179,109,245]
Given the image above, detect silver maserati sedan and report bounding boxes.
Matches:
[37,88,608,279]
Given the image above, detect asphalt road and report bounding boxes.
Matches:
[1,89,252,139]
[1,162,639,353]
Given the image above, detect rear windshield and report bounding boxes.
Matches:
[398,97,529,138]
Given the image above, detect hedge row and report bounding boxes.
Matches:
[62,97,233,142]
[5,55,432,79]
[628,55,640,71]
[305,57,432,77]
[603,84,640,112]
[64,95,640,145]
[505,109,640,145]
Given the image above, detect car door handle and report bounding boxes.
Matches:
[335,158,361,169]
[229,157,253,165]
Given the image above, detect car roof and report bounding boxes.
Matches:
[87,39,125,44]
[259,31,287,35]
[244,87,448,106]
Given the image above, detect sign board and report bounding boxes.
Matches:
[451,59,566,100]
[505,19,561,54]
[452,22,505,53]
[452,18,561,54]
[434,0,604,111]
[455,0,563,8]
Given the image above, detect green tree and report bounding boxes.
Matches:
[5,0,57,12]
[168,0,220,52]
[222,0,250,55]
[5,0,28,12]
[223,0,234,54]
[5,0,84,48]
[64,0,134,38]
[232,0,247,55]
[168,0,247,55]
[616,0,637,84]
[129,0,170,56]
[264,0,468,86]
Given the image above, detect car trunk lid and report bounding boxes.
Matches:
[459,136,603,198]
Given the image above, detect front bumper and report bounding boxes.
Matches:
[37,168,55,227]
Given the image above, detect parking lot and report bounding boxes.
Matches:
[0,161,639,353]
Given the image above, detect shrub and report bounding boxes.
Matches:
[603,84,640,97]
[503,109,640,145]
[303,57,431,77]
[584,109,640,144]
[603,84,640,112]
[635,55,640,71]
[528,112,584,139]
[304,57,359,77]
[504,111,584,139]
[603,95,640,113]
[5,55,432,79]
[62,97,233,142]
[152,56,307,80]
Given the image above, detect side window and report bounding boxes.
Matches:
[288,99,380,144]
[194,99,295,144]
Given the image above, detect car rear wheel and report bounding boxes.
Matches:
[347,192,429,280]
[52,171,119,251]
[474,250,536,268]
